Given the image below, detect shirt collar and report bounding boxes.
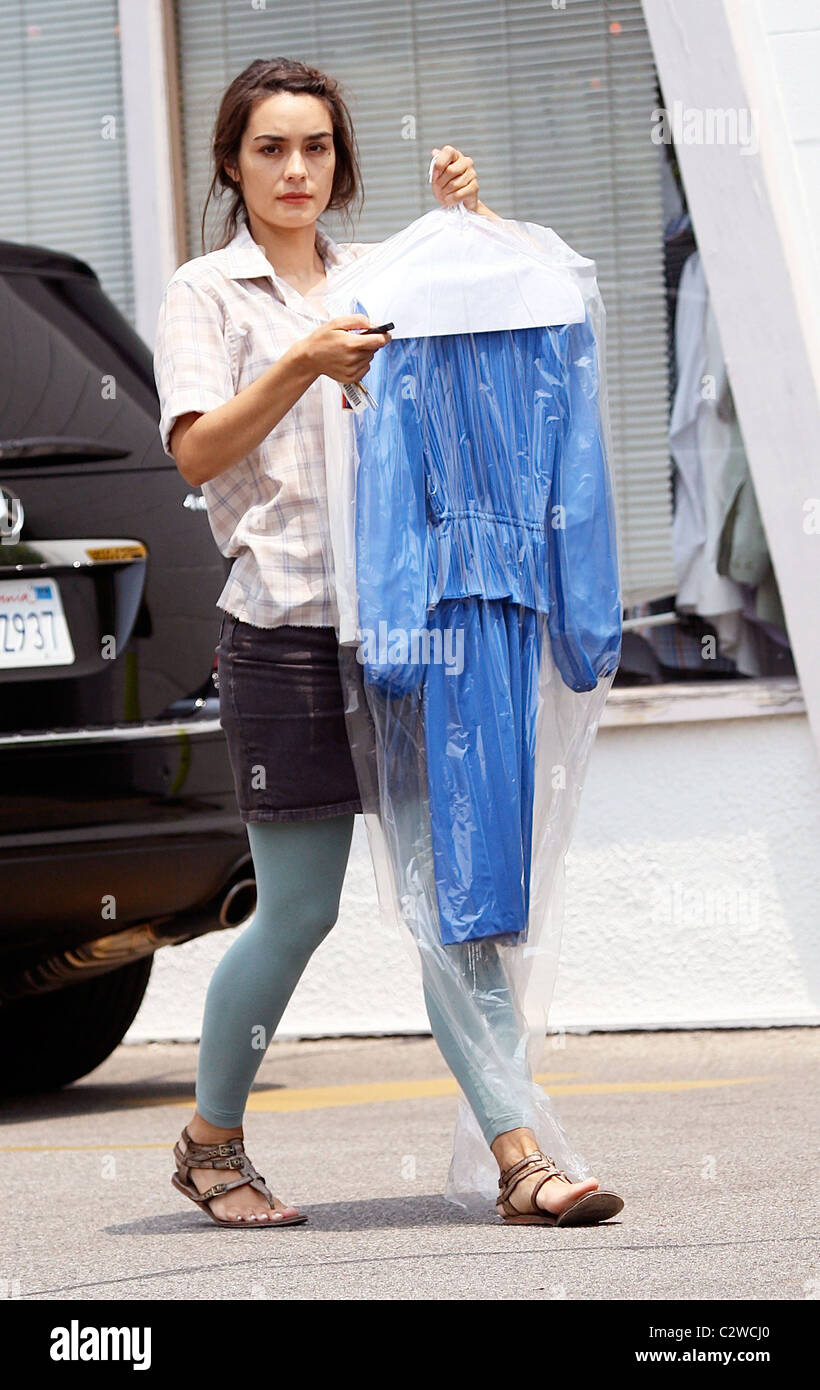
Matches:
[218,217,354,291]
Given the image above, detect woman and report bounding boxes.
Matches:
[154,56,621,1229]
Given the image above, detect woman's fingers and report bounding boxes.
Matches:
[439,172,478,202]
[431,145,479,207]
[433,149,469,190]
[344,341,390,375]
[330,313,373,330]
[431,144,460,178]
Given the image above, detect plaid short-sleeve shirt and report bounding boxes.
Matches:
[153,218,374,629]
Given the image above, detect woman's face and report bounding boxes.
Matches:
[225,91,337,230]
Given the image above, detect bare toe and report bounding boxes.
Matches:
[536,1176,599,1215]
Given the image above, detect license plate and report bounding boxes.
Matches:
[0,577,76,668]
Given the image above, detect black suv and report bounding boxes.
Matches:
[0,238,256,1095]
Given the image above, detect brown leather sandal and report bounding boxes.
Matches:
[171,1125,308,1229]
[496,1150,624,1226]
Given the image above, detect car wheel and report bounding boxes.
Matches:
[0,954,154,1096]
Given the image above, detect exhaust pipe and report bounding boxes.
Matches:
[218,877,256,929]
[0,866,258,1003]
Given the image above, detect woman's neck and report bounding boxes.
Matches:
[247,215,325,287]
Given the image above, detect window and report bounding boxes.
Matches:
[173,0,795,688]
[0,0,135,319]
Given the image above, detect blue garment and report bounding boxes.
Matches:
[354,317,621,694]
[352,318,621,945]
[422,597,542,945]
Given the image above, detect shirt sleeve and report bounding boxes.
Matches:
[353,332,430,697]
[546,312,622,691]
[152,276,236,458]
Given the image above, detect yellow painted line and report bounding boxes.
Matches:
[240,1073,771,1112]
[244,1071,583,1112]
[105,1071,583,1112]
[0,1074,772,1150]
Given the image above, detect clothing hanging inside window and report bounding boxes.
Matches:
[624,233,794,682]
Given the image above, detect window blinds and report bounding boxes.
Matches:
[0,0,135,320]
[173,0,677,605]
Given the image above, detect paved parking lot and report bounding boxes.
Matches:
[2,1026,817,1301]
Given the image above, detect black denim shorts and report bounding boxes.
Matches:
[215,611,363,822]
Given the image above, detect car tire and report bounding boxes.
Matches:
[0,954,154,1096]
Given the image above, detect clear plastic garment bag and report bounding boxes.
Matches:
[319,202,622,1208]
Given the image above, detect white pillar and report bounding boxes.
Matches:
[118,0,183,345]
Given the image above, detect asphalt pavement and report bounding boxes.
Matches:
[2,1025,817,1301]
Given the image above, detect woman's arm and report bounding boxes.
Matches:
[171,345,317,488]
[171,314,391,487]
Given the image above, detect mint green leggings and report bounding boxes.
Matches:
[195,816,534,1146]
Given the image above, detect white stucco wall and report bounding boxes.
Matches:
[125,697,820,1043]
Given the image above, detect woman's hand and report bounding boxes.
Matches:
[429,146,502,219]
[298,314,392,382]
[430,145,479,209]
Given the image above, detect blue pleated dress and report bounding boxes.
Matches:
[351,316,621,945]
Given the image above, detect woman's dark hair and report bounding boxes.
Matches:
[200,57,364,253]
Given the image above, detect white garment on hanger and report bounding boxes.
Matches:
[668,252,761,675]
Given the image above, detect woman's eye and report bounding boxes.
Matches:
[261,144,329,154]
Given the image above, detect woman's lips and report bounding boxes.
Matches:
[279,194,311,202]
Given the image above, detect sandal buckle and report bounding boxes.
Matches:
[224,1156,244,1169]
[216,1143,235,1156]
